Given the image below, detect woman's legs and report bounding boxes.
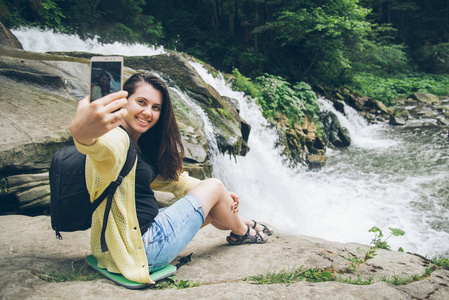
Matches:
[189,178,267,239]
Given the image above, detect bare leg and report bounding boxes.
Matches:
[190,178,267,239]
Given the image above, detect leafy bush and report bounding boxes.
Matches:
[254,74,320,126]
[231,68,262,100]
[350,72,449,105]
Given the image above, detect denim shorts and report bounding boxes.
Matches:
[142,193,205,272]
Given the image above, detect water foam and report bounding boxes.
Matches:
[12,27,165,56]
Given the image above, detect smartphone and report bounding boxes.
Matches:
[89,56,123,101]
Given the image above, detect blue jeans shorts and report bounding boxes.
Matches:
[142,193,205,272]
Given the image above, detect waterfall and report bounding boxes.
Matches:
[12,27,165,56]
[190,61,449,258]
[13,28,449,258]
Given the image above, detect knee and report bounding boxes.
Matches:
[203,178,226,195]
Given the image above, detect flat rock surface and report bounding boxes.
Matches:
[1,215,448,299]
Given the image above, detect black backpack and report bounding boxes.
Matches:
[50,134,137,252]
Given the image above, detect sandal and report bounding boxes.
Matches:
[251,220,273,236]
[226,224,268,245]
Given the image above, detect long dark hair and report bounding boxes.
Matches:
[123,73,184,181]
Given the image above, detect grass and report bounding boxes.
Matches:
[153,276,202,290]
[34,261,201,290]
[244,264,439,287]
[34,262,102,283]
[380,266,435,286]
[433,257,449,269]
[245,267,334,285]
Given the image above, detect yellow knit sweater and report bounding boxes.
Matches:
[74,127,201,283]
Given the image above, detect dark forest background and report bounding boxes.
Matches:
[2,0,449,104]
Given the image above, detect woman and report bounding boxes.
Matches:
[70,73,272,284]
[90,71,117,101]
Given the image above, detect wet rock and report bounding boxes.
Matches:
[320,111,351,148]
[333,99,346,115]
[389,115,406,126]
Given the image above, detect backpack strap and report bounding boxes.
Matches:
[92,134,137,252]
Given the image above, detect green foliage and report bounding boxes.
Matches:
[417,43,449,74]
[254,74,320,126]
[231,69,262,100]
[347,256,364,272]
[350,72,449,105]
[336,275,374,285]
[153,275,201,289]
[369,226,405,250]
[433,257,449,269]
[34,263,101,282]
[5,0,449,104]
[0,177,7,194]
[245,267,334,285]
[217,108,232,120]
[270,0,372,84]
[380,266,435,286]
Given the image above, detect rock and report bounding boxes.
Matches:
[1,215,448,299]
[437,118,449,126]
[0,74,77,172]
[320,111,351,148]
[126,53,221,107]
[346,94,367,111]
[389,115,406,126]
[408,92,440,104]
[0,22,23,49]
[367,99,389,115]
[333,99,346,115]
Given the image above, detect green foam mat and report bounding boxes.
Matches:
[86,255,176,289]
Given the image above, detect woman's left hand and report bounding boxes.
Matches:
[229,192,240,213]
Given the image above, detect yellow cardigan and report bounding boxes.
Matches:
[74,127,201,283]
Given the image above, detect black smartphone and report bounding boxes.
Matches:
[89,56,124,102]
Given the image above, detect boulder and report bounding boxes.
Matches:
[320,111,351,149]
[389,115,406,126]
[0,215,448,299]
[408,92,440,104]
[0,22,23,49]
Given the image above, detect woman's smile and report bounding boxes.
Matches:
[121,83,163,142]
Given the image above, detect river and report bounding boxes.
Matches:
[12,27,449,258]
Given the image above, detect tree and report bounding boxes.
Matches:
[269,0,372,84]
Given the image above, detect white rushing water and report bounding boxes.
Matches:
[190,62,449,258]
[12,27,165,55]
[14,28,449,258]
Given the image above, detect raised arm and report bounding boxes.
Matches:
[70,91,128,146]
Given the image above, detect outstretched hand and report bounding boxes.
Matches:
[70,91,128,146]
[230,192,240,213]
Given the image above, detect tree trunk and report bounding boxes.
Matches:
[229,0,235,35]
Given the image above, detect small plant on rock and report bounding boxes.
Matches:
[369,226,405,250]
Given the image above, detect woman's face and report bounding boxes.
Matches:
[121,83,163,139]
[99,74,111,88]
